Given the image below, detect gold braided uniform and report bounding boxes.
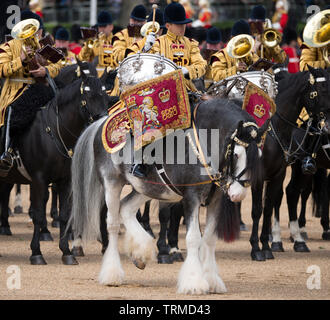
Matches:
[126,37,147,55]
[200,48,218,89]
[113,28,143,65]
[299,43,330,71]
[149,30,207,91]
[78,33,116,77]
[61,50,77,66]
[210,47,259,82]
[258,43,287,63]
[0,39,62,127]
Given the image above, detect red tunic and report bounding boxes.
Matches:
[283,45,299,73]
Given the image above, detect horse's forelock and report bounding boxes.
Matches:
[246,141,263,190]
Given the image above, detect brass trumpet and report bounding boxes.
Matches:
[303,9,330,64]
[140,21,160,37]
[227,34,255,68]
[80,27,98,49]
[11,18,41,61]
[261,28,282,48]
[140,4,160,37]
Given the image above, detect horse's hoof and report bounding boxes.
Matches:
[263,249,274,259]
[322,231,330,241]
[294,241,310,252]
[271,242,284,252]
[0,226,12,236]
[301,232,308,240]
[30,255,47,265]
[62,255,79,265]
[170,251,184,262]
[14,206,23,214]
[50,210,58,219]
[40,232,53,241]
[133,259,146,270]
[51,220,60,228]
[71,246,85,257]
[157,254,173,264]
[251,250,266,261]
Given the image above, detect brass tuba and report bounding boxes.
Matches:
[227,34,255,68]
[303,9,330,64]
[261,28,282,48]
[11,18,40,61]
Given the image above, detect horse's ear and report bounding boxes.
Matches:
[92,56,99,68]
[100,68,107,84]
[307,64,317,79]
[76,57,82,67]
[236,120,244,136]
[258,118,270,136]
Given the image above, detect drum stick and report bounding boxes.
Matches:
[152,4,158,32]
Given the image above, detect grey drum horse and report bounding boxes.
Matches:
[69,98,268,294]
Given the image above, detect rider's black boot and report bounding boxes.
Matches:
[130,163,147,178]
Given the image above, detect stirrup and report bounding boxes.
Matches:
[0,151,14,177]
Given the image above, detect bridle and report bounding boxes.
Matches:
[80,77,106,125]
[43,71,106,159]
[270,72,329,163]
[189,103,262,193]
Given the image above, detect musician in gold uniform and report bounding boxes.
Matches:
[211,20,259,82]
[112,5,147,65]
[300,43,330,71]
[129,2,207,178]
[297,9,330,174]
[54,27,76,66]
[78,11,116,77]
[0,11,62,171]
[146,2,207,92]
[125,8,166,55]
[201,27,223,89]
[248,5,287,64]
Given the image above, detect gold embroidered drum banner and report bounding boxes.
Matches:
[102,70,191,153]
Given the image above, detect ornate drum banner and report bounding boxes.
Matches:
[102,70,191,153]
[122,69,190,150]
[242,82,276,127]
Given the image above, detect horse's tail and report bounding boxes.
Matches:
[312,168,328,218]
[216,193,240,242]
[68,118,105,243]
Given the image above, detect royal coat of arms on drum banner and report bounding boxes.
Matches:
[102,70,191,153]
[242,82,276,127]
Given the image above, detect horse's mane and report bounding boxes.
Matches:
[56,78,82,106]
[56,73,102,106]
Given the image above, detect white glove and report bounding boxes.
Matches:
[181,67,189,77]
[143,32,156,52]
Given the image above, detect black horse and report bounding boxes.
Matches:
[0,59,109,265]
[250,66,330,260]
